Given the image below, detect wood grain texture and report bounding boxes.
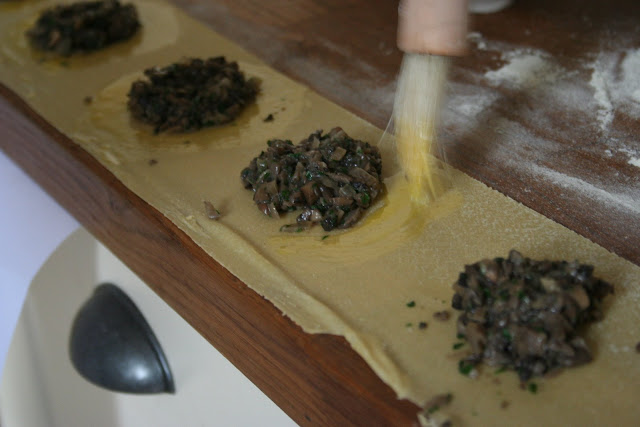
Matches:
[1,0,639,425]
[172,0,640,266]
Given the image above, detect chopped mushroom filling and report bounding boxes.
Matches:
[452,250,613,381]
[240,128,382,231]
[127,57,260,133]
[26,0,140,56]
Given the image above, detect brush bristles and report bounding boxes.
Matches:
[393,53,450,204]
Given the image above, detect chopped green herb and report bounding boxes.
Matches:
[360,192,370,205]
[424,393,453,416]
[453,342,465,350]
[528,382,538,394]
[494,366,508,374]
[406,301,416,308]
[321,235,329,240]
[458,360,474,376]
[419,322,428,329]
[433,310,451,321]
[480,286,492,299]
[457,333,466,339]
[502,329,512,341]
[405,322,413,328]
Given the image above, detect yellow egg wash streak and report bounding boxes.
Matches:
[392,53,450,204]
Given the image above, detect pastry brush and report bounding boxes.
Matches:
[394,0,468,204]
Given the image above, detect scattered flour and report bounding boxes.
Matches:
[589,67,614,132]
[455,95,491,117]
[467,32,487,50]
[619,50,640,106]
[479,44,640,137]
[619,147,640,167]
[484,51,562,89]
[588,48,640,130]
[527,163,640,215]
[446,84,498,119]
[472,43,640,173]
[619,147,639,157]
[475,114,640,216]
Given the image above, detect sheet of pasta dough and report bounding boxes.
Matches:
[1,1,639,424]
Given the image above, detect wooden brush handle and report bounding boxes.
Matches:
[397,0,468,56]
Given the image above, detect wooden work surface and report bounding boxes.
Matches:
[1,0,639,425]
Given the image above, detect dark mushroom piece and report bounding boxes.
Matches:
[240,128,382,231]
[203,201,221,220]
[451,250,613,382]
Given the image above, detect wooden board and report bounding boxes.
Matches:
[171,0,640,265]
[1,0,639,425]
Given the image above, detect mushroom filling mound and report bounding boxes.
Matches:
[127,57,260,133]
[452,250,613,381]
[240,128,382,232]
[26,0,140,56]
